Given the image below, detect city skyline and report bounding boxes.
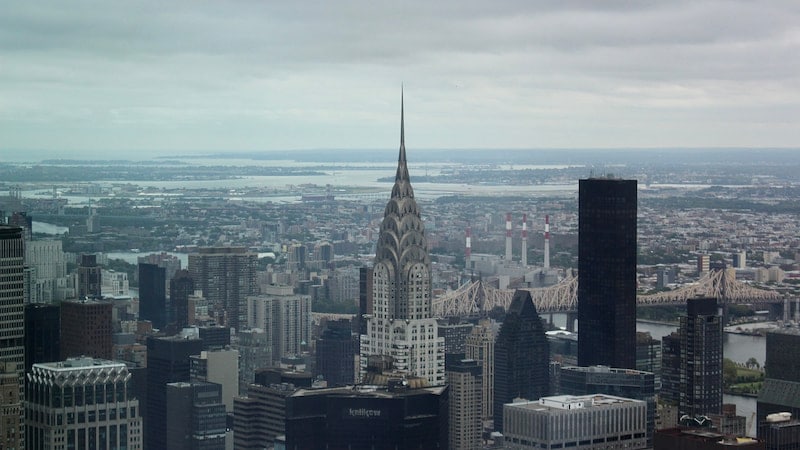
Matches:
[2,1,799,156]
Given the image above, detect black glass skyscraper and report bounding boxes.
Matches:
[577,177,637,369]
[493,290,549,431]
[139,262,167,328]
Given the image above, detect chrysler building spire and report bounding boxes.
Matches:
[360,92,445,386]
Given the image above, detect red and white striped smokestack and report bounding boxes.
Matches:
[544,215,551,269]
[521,214,528,266]
[505,213,513,261]
[465,226,472,266]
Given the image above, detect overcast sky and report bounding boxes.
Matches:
[1,1,798,158]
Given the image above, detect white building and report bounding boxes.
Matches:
[102,269,130,297]
[247,285,311,364]
[25,358,142,449]
[359,99,445,386]
[503,394,647,450]
[190,349,240,412]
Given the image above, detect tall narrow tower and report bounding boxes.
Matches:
[465,226,472,270]
[359,92,445,386]
[577,177,637,369]
[544,215,550,269]
[505,213,513,261]
[521,214,528,266]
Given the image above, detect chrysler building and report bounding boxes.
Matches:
[360,93,445,386]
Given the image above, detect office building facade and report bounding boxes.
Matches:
[504,394,647,450]
[60,298,113,360]
[316,318,357,387]
[758,327,800,431]
[577,178,638,369]
[24,303,60,372]
[494,290,550,431]
[138,262,167,329]
[144,335,204,450]
[285,385,449,450]
[166,381,227,450]
[25,358,142,449]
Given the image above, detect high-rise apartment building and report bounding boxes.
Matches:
[25,358,142,449]
[247,285,312,364]
[236,328,270,389]
[447,358,482,450]
[189,246,257,331]
[359,95,445,386]
[170,269,194,330]
[77,253,102,298]
[166,381,227,450]
[577,177,638,369]
[60,298,113,360]
[466,318,496,422]
[662,297,723,417]
[25,239,68,303]
[494,290,550,431]
[144,335,204,450]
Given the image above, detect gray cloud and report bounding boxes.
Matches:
[0,0,798,156]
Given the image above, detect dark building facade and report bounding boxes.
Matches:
[77,254,102,298]
[170,269,194,331]
[494,290,550,431]
[145,335,204,450]
[758,416,800,450]
[139,262,167,329]
[662,298,723,418]
[654,428,764,450]
[357,266,372,336]
[577,177,638,369]
[758,328,800,434]
[285,385,449,450]
[166,381,227,450]
[24,303,60,372]
[315,319,357,386]
[60,299,113,360]
[198,325,231,350]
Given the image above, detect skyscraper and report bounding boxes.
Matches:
[138,262,167,328]
[466,318,496,422]
[494,290,550,431]
[77,253,102,298]
[145,335,204,450]
[189,246,257,331]
[170,269,194,330]
[662,297,723,417]
[447,358,483,450]
[166,381,227,450]
[359,93,445,386]
[577,177,638,369]
[24,303,60,372]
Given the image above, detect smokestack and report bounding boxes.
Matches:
[465,226,472,269]
[505,213,513,262]
[544,215,551,269]
[521,214,528,266]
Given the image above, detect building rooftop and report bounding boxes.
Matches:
[511,394,644,411]
[35,357,124,371]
